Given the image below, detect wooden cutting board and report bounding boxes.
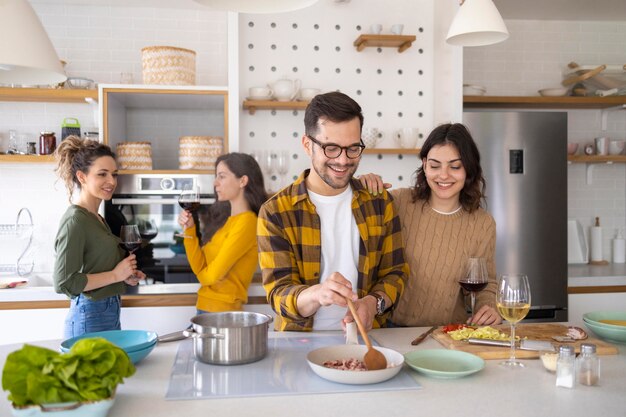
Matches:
[431,323,618,360]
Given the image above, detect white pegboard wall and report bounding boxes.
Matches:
[239,0,434,189]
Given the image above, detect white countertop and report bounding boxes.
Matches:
[568,263,626,287]
[1,327,624,417]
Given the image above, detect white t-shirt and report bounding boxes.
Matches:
[308,186,360,330]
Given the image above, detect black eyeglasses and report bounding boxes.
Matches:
[306,135,366,159]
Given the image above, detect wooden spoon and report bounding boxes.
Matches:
[346,298,387,370]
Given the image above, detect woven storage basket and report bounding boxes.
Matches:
[141,46,196,86]
[117,142,153,170]
[179,136,224,170]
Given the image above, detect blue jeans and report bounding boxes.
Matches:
[64,294,121,339]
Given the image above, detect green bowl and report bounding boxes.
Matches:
[583,318,626,344]
[583,311,626,329]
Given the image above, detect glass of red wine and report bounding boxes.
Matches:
[459,257,489,323]
[176,184,200,239]
[120,225,142,279]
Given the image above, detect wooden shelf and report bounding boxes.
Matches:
[464,95,626,109]
[0,87,98,103]
[118,169,215,175]
[0,155,55,163]
[242,99,309,114]
[363,148,420,155]
[568,155,626,163]
[353,34,416,53]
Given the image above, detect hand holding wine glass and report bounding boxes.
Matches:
[459,257,488,324]
[176,185,200,239]
[496,274,531,368]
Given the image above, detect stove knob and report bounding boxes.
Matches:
[160,177,175,191]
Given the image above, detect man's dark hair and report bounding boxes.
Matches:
[304,91,364,137]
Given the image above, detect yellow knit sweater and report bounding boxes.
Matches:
[184,211,258,312]
[390,188,497,326]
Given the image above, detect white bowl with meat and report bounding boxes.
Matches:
[306,344,404,384]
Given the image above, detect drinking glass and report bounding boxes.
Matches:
[276,150,290,188]
[459,257,488,323]
[120,225,142,279]
[176,185,200,239]
[138,219,158,241]
[496,274,531,368]
[260,150,275,192]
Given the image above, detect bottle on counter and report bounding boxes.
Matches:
[577,343,600,386]
[556,345,575,388]
[613,229,625,264]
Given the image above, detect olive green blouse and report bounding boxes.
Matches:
[53,205,126,300]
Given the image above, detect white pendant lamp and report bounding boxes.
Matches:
[446,0,509,47]
[0,0,66,85]
[193,0,320,14]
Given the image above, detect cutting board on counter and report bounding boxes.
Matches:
[431,323,618,360]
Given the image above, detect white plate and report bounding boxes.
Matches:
[306,344,404,385]
[538,88,569,97]
[246,96,273,101]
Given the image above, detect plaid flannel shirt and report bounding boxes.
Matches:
[257,170,408,331]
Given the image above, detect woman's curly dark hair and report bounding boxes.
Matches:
[411,123,486,212]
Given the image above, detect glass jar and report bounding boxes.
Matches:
[556,345,575,388]
[39,132,56,155]
[577,343,600,386]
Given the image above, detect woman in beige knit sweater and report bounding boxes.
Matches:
[363,123,502,327]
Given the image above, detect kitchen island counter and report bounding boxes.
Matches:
[1,327,624,417]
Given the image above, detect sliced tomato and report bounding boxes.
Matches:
[442,324,468,333]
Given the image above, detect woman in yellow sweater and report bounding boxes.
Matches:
[178,153,267,313]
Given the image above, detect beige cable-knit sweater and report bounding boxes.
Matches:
[390,188,497,326]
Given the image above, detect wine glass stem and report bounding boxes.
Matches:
[470,292,476,322]
[510,322,516,362]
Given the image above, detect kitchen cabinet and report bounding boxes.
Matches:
[353,34,416,53]
[0,87,98,164]
[102,85,229,173]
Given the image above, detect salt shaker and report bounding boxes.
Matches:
[556,345,575,388]
[577,343,600,386]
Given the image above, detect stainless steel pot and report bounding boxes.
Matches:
[183,311,273,365]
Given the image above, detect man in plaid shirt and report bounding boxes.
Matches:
[258,92,407,331]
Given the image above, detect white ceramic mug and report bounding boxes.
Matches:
[362,128,384,148]
[299,88,321,101]
[370,24,382,34]
[390,24,404,35]
[608,140,625,155]
[595,137,609,156]
[249,86,273,99]
[395,128,419,148]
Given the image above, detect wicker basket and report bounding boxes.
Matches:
[117,142,153,170]
[141,46,196,86]
[179,136,223,170]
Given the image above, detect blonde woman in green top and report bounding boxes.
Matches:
[53,136,145,338]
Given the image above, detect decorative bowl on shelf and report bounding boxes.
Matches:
[538,87,569,97]
[567,143,579,155]
[462,84,486,96]
[65,77,95,89]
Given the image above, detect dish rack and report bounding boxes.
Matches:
[0,208,34,276]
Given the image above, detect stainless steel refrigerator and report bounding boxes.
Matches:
[463,111,568,322]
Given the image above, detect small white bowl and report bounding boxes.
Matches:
[463,84,486,96]
[540,351,558,372]
[538,87,569,97]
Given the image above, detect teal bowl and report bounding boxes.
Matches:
[60,330,158,363]
[583,311,626,329]
[583,318,626,344]
[11,396,115,417]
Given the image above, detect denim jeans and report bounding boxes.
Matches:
[64,294,121,339]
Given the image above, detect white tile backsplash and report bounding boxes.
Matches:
[464,19,626,262]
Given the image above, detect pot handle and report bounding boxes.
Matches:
[157,330,187,343]
[183,329,226,339]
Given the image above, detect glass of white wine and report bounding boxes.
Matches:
[496,274,531,368]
